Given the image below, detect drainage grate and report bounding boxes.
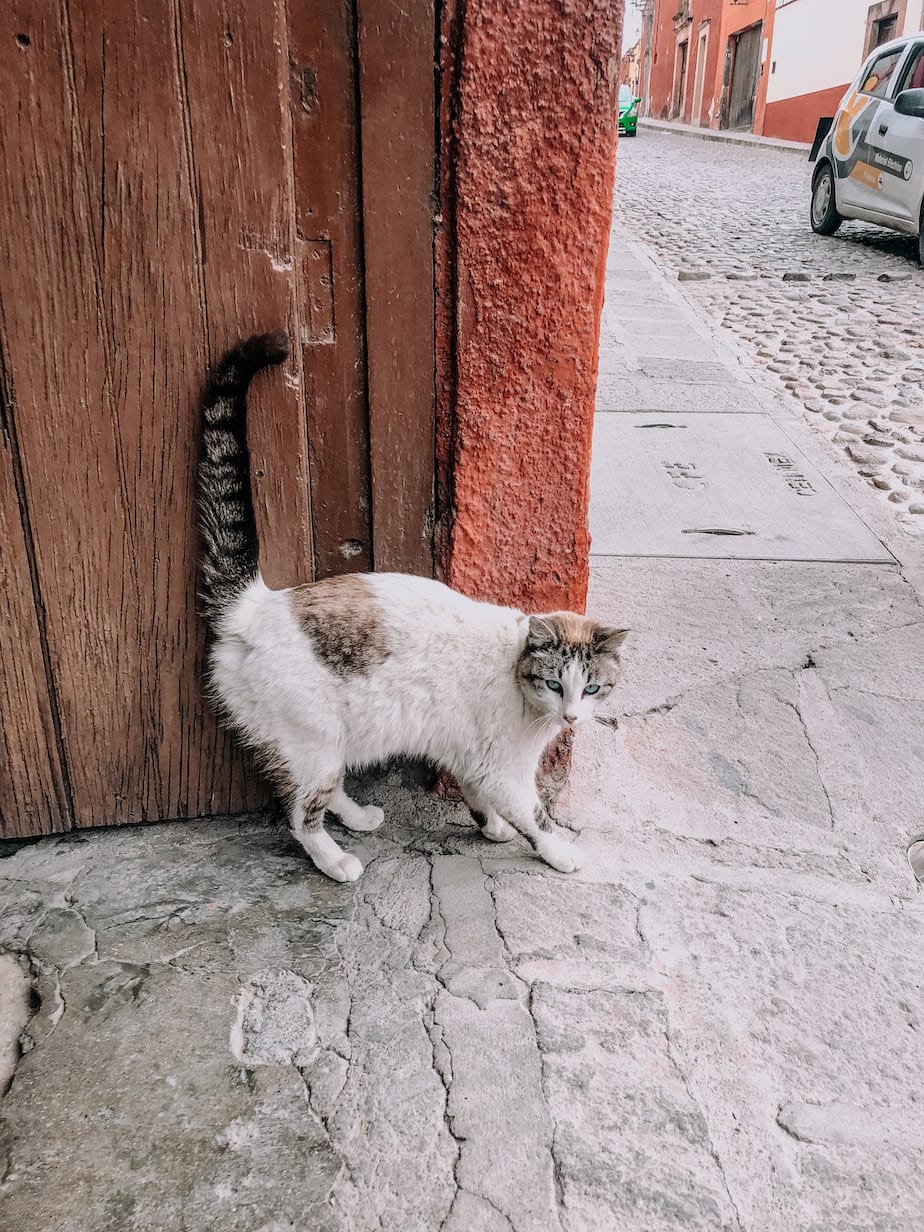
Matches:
[589,413,895,563]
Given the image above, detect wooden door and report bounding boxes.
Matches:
[673,40,689,119]
[0,0,435,840]
[727,22,762,132]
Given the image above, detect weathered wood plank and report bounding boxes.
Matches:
[0,0,149,827]
[0,0,299,826]
[177,0,313,591]
[76,0,264,821]
[287,0,373,577]
[176,0,322,817]
[357,0,436,575]
[0,338,70,839]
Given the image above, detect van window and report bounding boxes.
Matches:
[898,44,924,92]
[860,46,904,98]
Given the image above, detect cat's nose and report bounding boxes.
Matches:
[563,713,577,725]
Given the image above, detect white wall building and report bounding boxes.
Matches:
[763,0,924,141]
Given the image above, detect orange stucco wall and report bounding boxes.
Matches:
[645,0,686,119]
[435,0,623,616]
[762,83,850,144]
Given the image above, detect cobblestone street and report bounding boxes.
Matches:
[614,130,924,531]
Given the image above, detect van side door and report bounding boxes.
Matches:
[832,43,907,215]
[873,41,924,227]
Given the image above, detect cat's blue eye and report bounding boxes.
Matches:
[583,684,600,695]
[545,679,563,694]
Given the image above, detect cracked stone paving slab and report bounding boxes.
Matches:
[2,563,923,1230]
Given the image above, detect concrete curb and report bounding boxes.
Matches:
[638,117,811,157]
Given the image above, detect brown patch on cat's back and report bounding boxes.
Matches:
[289,574,389,677]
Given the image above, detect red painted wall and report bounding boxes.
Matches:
[762,83,850,144]
[645,3,687,119]
[688,0,725,126]
[436,0,623,615]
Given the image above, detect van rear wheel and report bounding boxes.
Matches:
[811,163,842,236]
[919,203,924,266]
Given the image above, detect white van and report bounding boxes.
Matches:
[810,33,924,263]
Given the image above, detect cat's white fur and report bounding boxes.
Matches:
[210,572,604,883]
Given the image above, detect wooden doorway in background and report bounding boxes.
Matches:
[726,21,763,132]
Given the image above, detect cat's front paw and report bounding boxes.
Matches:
[536,834,584,874]
[301,830,364,882]
[323,852,364,882]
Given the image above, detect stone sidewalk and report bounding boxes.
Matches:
[638,117,810,155]
[2,238,924,1231]
[613,130,924,528]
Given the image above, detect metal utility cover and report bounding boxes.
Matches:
[590,413,894,562]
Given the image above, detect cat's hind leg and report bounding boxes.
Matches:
[328,785,384,834]
[289,782,364,882]
[279,744,364,882]
[460,783,517,843]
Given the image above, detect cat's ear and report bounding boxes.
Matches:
[527,615,562,651]
[592,626,629,656]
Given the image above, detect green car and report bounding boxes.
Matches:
[619,85,639,137]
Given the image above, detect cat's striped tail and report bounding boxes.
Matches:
[197,329,289,620]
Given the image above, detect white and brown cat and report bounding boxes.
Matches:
[198,331,627,883]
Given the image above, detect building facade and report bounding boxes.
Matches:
[640,0,775,131]
[639,0,924,143]
[764,0,924,141]
[622,37,642,95]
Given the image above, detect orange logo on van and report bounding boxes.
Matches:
[834,89,869,158]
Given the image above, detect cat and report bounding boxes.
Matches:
[198,330,628,883]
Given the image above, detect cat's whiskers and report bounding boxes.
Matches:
[524,712,559,740]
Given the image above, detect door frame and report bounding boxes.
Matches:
[864,0,907,56]
[692,24,710,127]
[358,0,436,577]
[673,37,690,120]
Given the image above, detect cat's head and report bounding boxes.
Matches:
[517,613,628,729]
